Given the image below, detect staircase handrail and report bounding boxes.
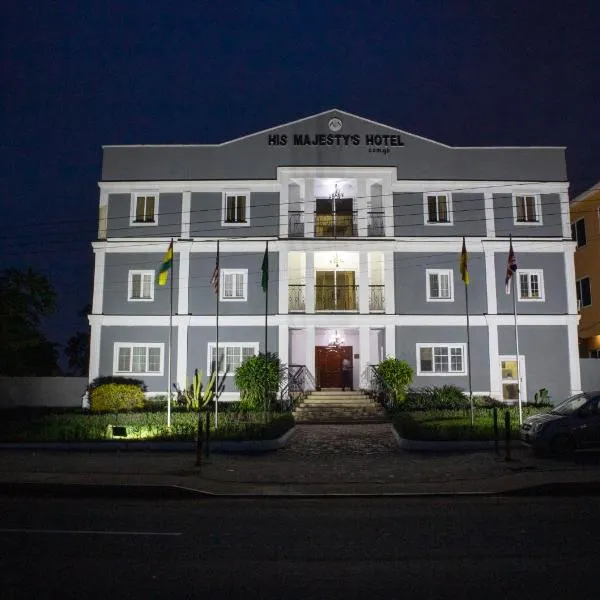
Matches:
[280,364,315,411]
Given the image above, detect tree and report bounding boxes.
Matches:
[0,267,60,375]
[64,304,91,376]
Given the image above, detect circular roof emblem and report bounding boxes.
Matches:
[328,118,342,132]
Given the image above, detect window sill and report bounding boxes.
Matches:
[128,298,155,302]
[223,220,250,226]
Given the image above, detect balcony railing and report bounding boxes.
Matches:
[289,285,305,312]
[367,211,385,237]
[315,285,358,311]
[369,285,385,312]
[315,211,357,237]
[288,211,304,237]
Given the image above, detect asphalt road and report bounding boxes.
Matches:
[1,495,598,599]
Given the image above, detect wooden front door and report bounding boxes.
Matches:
[316,345,352,389]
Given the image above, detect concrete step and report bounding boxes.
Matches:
[309,390,364,397]
[298,399,375,406]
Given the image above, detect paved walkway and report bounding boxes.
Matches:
[1,423,598,495]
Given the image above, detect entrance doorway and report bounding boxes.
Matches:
[316,345,352,389]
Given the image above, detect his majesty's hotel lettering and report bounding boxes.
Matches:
[89,109,579,406]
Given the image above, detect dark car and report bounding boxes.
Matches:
[521,392,600,455]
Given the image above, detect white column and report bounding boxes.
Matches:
[560,192,571,239]
[564,246,578,315]
[356,178,368,237]
[278,325,289,368]
[181,191,191,239]
[278,249,288,314]
[568,317,583,395]
[91,245,106,314]
[88,318,102,383]
[385,323,396,359]
[359,326,370,389]
[384,251,395,314]
[305,326,316,378]
[484,247,497,315]
[280,174,289,238]
[487,320,502,399]
[484,191,495,238]
[305,251,315,313]
[177,242,190,315]
[305,178,315,238]
[382,175,394,237]
[98,190,109,240]
[359,251,369,314]
[176,321,188,389]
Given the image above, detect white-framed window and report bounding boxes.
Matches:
[220,269,248,301]
[113,343,164,376]
[222,191,250,226]
[571,218,586,248]
[128,270,155,302]
[426,269,454,302]
[513,194,542,225]
[424,193,452,225]
[207,342,259,376]
[576,276,592,309]
[518,269,544,301]
[500,355,526,402]
[417,343,466,376]
[130,192,159,225]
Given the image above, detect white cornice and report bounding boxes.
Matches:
[98,181,280,193]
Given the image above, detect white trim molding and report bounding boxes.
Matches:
[425,268,454,302]
[221,190,251,227]
[127,270,155,302]
[512,193,543,226]
[113,342,165,376]
[423,192,453,226]
[517,269,545,302]
[130,192,160,226]
[416,343,467,376]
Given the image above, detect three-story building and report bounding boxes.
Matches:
[89,109,580,403]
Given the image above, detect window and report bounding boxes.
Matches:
[571,218,587,247]
[131,193,158,225]
[220,269,248,301]
[424,193,452,224]
[128,270,154,301]
[114,343,163,375]
[222,192,249,225]
[417,344,466,375]
[514,194,541,224]
[500,356,525,402]
[576,277,592,309]
[426,269,454,301]
[207,343,259,375]
[518,269,544,301]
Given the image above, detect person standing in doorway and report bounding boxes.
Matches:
[341,356,352,391]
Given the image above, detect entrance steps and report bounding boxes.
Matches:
[293,389,389,424]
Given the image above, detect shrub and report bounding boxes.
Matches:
[88,375,147,392]
[376,357,414,404]
[403,385,469,411]
[234,352,285,412]
[89,383,145,413]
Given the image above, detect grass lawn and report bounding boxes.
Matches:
[393,405,550,442]
[0,408,294,443]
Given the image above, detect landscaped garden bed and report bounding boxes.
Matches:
[0,407,294,443]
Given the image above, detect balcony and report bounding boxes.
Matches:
[289,211,304,237]
[315,211,357,238]
[287,284,385,313]
[289,285,305,312]
[369,285,385,312]
[367,211,385,236]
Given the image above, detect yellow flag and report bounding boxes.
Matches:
[157,241,173,286]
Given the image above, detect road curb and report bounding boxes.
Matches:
[392,427,498,451]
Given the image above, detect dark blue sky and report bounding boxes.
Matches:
[2,1,599,359]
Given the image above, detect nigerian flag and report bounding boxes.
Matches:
[261,244,269,292]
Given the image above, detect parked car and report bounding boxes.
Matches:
[521,392,600,455]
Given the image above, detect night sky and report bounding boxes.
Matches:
[3,1,599,363]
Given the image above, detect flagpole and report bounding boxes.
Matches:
[167,237,174,428]
[264,240,269,423]
[465,279,474,426]
[214,241,220,428]
[512,273,523,425]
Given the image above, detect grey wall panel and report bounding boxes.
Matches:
[495,252,567,314]
[103,253,179,315]
[498,325,570,403]
[187,326,278,393]
[493,193,563,238]
[189,192,279,238]
[394,252,487,314]
[395,326,490,392]
[106,193,182,238]
[102,111,566,182]
[188,251,278,315]
[394,193,486,237]
[99,326,178,394]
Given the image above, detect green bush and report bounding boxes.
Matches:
[403,385,469,411]
[376,357,414,404]
[88,376,147,392]
[89,383,145,413]
[234,352,285,412]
